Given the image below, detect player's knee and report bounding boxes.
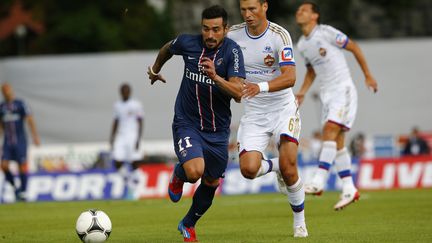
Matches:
[202,177,219,187]
[240,164,258,179]
[113,161,122,170]
[1,163,8,171]
[186,167,204,183]
[18,165,27,174]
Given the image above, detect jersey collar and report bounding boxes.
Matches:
[245,20,270,40]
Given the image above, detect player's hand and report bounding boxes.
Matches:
[33,137,41,146]
[242,82,260,99]
[365,75,378,93]
[295,93,305,106]
[200,57,217,80]
[147,66,166,85]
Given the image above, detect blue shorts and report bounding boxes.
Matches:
[2,143,27,164]
[172,123,229,179]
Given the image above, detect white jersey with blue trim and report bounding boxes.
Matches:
[297,24,354,93]
[228,21,296,114]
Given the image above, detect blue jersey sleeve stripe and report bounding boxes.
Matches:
[280,62,296,66]
[342,38,349,49]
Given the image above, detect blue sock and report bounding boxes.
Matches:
[174,163,188,182]
[19,173,28,192]
[4,170,15,188]
[183,183,217,227]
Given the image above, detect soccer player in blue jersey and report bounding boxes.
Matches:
[147,5,245,242]
[0,83,40,201]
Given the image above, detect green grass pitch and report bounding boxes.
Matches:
[0,189,431,242]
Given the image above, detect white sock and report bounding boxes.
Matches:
[256,158,280,177]
[287,178,305,227]
[335,147,356,192]
[118,164,130,179]
[312,141,337,186]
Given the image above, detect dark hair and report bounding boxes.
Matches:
[303,1,320,23]
[241,0,267,4]
[201,5,228,27]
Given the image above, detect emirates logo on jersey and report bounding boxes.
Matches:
[264,54,275,67]
[319,47,327,57]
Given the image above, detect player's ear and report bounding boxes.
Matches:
[312,13,318,22]
[262,1,268,12]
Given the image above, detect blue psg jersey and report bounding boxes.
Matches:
[170,34,246,132]
[0,99,30,145]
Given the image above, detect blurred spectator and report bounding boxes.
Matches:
[109,83,145,172]
[349,133,366,158]
[0,83,40,201]
[402,127,430,156]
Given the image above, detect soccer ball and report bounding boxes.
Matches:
[76,209,112,243]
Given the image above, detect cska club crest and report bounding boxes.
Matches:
[319,47,327,57]
[264,54,275,67]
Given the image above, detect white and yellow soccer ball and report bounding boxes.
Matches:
[76,209,112,243]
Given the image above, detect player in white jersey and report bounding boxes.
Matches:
[110,83,144,172]
[228,0,307,238]
[295,2,378,210]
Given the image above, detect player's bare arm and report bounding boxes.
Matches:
[110,119,118,150]
[26,115,40,146]
[136,117,143,150]
[296,65,316,106]
[242,65,296,99]
[148,40,174,85]
[345,39,378,93]
[200,57,243,102]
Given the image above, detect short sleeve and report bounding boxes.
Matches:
[226,44,246,79]
[20,100,31,117]
[169,34,186,55]
[276,29,296,66]
[322,25,349,49]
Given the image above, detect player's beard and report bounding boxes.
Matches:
[205,38,219,49]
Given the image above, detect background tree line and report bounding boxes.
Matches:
[1,0,431,57]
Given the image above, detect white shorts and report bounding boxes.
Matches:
[237,103,301,155]
[112,136,144,162]
[320,85,357,131]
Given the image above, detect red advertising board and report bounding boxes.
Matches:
[357,156,432,190]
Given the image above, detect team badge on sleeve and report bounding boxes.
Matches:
[336,34,348,48]
[281,47,293,61]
